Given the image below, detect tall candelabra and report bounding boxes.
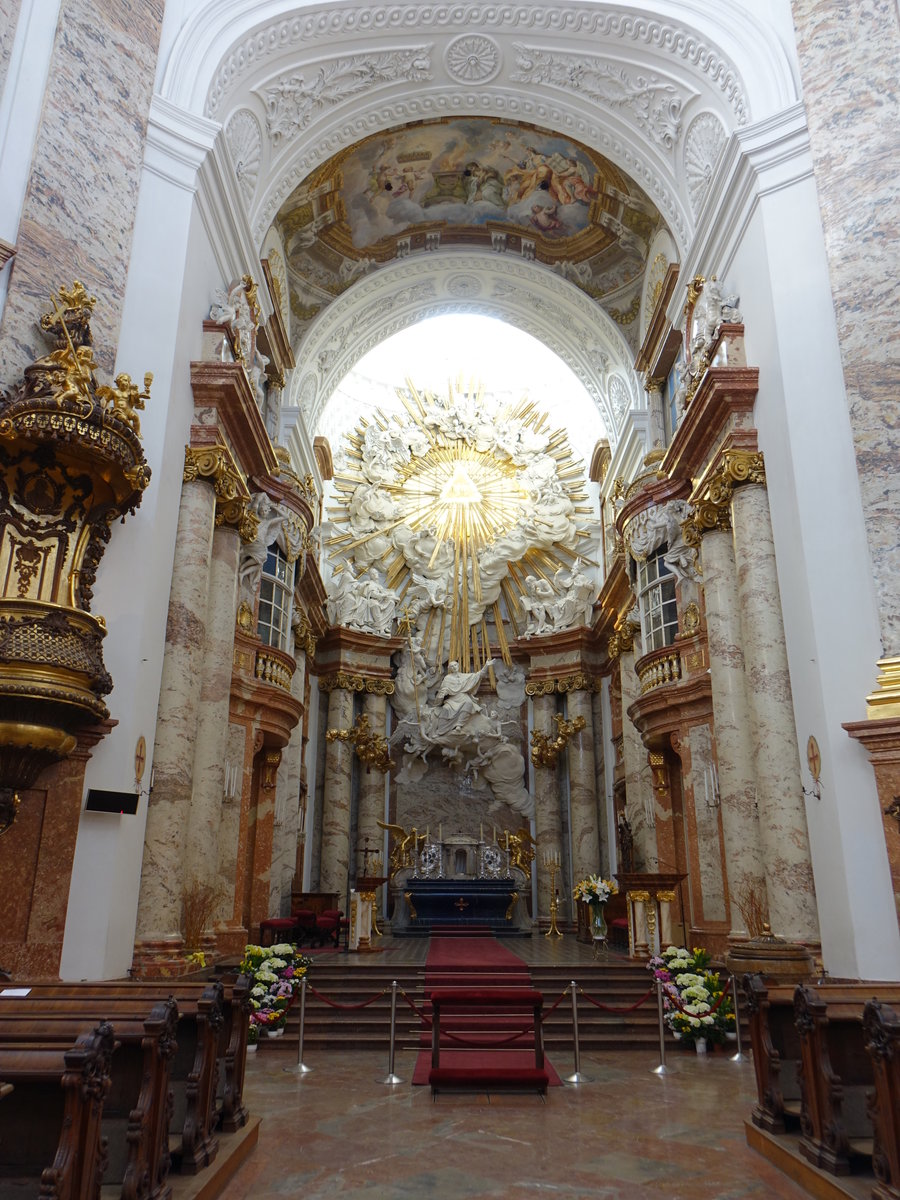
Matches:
[543,854,563,938]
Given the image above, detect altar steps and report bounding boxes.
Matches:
[276,959,670,1052]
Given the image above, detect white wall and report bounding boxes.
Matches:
[726,179,900,978]
[60,125,229,979]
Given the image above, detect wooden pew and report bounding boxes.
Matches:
[0,1000,176,1200]
[7,976,250,1135]
[0,1023,113,1200]
[863,999,900,1200]
[2,982,224,1174]
[793,983,900,1176]
[743,974,803,1133]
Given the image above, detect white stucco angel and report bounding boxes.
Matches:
[238,493,284,604]
[550,560,596,629]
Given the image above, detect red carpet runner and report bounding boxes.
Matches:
[411,934,562,1086]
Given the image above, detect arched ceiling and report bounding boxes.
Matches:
[276,115,663,357]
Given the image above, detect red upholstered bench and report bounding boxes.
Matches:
[428,987,549,1094]
[315,909,345,948]
[259,917,296,947]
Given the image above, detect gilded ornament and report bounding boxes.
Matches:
[183,444,250,529]
[530,713,586,768]
[260,748,282,790]
[681,600,701,636]
[525,673,599,696]
[326,712,393,773]
[319,671,394,695]
[236,601,254,633]
[686,274,706,306]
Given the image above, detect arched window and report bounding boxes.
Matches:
[637,549,678,653]
[257,544,293,651]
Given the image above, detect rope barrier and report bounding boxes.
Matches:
[577,985,655,1014]
[542,988,570,1017]
[398,987,545,1048]
[306,983,388,1010]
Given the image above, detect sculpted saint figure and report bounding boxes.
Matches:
[431,659,495,739]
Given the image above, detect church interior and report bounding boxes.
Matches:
[0,0,898,1196]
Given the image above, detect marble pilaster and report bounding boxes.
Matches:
[592,690,611,874]
[184,522,240,908]
[732,484,819,942]
[532,695,563,924]
[0,0,164,383]
[0,0,24,104]
[134,475,215,957]
[269,653,307,917]
[701,526,768,937]
[619,651,659,871]
[319,686,355,902]
[356,691,388,876]
[568,689,601,885]
[791,0,900,656]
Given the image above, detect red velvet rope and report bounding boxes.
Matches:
[542,989,569,1016]
[306,983,388,1010]
[661,975,732,1017]
[577,985,654,1013]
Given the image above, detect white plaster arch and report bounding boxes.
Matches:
[157,2,801,256]
[290,249,639,438]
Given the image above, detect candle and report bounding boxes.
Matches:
[425,825,429,843]
[704,769,710,807]
[493,825,497,843]
[480,822,484,841]
[439,822,442,842]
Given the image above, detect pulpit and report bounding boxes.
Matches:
[614,872,686,957]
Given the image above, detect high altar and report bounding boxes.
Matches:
[388,835,531,935]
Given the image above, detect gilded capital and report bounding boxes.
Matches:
[183,444,250,529]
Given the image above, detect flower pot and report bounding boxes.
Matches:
[266,1026,285,1039]
[695,1037,707,1055]
[246,1042,258,1054]
[725,1031,737,1042]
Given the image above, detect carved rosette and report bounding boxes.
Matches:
[0,283,152,829]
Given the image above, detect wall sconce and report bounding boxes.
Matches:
[703,762,720,810]
[223,762,241,802]
[530,714,586,768]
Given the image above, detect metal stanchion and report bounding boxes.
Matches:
[565,980,590,1084]
[729,973,748,1063]
[283,975,311,1075]
[651,979,668,1075]
[384,979,403,1084]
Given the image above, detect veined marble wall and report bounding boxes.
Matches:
[791,0,900,654]
[0,0,163,383]
[0,0,24,103]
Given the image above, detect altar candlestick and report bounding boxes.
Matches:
[480,822,483,842]
[425,825,429,843]
[439,823,442,842]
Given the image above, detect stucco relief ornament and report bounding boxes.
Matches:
[683,112,728,219]
[623,499,699,581]
[225,109,262,204]
[262,48,433,144]
[511,45,684,151]
[445,34,501,84]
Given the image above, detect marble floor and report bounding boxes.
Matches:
[221,1044,817,1200]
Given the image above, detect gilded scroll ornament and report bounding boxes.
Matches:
[525,673,599,696]
[182,444,251,532]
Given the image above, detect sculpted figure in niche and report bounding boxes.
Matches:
[521,575,555,637]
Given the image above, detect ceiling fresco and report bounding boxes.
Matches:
[275,117,666,352]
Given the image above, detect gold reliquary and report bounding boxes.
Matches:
[0,282,151,831]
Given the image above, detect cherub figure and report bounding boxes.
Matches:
[98,371,153,436]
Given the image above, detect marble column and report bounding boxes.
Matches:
[532,694,563,924]
[701,526,768,938]
[619,650,659,871]
[135,476,215,953]
[184,522,240,911]
[568,689,601,885]
[356,692,387,876]
[732,484,819,942]
[319,686,355,903]
[269,650,307,917]
[592,690,610,874]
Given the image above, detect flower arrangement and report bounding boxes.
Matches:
[240,943,311,1041]
[648,945,735,1046]
[573,874,618,906]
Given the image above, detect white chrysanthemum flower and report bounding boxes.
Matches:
[675,972,703,987]
[271,944,294,956]
[681,985,711,1002]
[255,969,277,983]
[265,957,287,969]
[251,984,268,997]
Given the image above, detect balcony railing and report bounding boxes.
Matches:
[635,646,682,695]
[255,647,295,692]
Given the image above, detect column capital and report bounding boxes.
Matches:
[182,443,254,538]
[525,671,601,696]
[318,672,394,695]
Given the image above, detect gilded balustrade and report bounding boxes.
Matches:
[635,646,683,695]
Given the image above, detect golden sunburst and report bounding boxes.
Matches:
[327,379,594,669]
